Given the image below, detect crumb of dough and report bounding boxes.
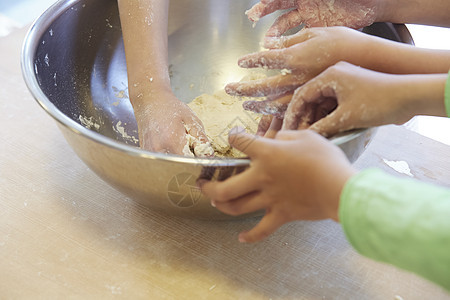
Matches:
[79,115,100,130]
[182,126,215,157]
[182,141,195,157]
[194,142,215,157]
[187,73,264,158]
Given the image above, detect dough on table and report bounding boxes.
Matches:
[187,74,264,158]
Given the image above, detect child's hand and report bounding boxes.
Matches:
[199,128,355,243]
[225,27,368,137]
[246,0,380,36]
[118,1,214,156]
[245,93,291,138]
[282,62,447,137]
[133,90,212,156]
[225,27,366,99]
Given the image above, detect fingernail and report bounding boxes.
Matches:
[238,233,247,243]
[229,126,246,136]
[211,200,216,208]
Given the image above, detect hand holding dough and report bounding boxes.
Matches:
[187,74,265,157]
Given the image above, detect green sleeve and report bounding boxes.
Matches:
[339,168,450,291]
[445,70,450,117]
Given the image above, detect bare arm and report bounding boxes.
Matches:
[347,29,450,75]
[118,0,170,95]
[225,26,450,138]
[117,0,212,155]
[380,0,450,27]
[226,27,450,100]
[283,62,448,136]
[246,0,450,38]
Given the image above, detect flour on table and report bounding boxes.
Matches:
[187,73,264,157]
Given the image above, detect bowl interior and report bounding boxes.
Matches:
[27,0,411,150]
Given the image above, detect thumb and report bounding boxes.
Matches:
[266,10,304,37]
[309,109,348,138]
[228,127,262,157]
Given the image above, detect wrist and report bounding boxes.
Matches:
[129,79,172,98]
[129,84,179,110]
[331,166,357,222]
[373,0,390,23]
[348,32,375,68]
[335,28,377,69]
[375,0,405,23]
[397,74,448,119]
[375,0,450,26]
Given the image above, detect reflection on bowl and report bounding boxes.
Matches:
[22,0,412,219]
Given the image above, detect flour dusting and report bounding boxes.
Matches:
[113,121,138,144]
[79,115,100,130]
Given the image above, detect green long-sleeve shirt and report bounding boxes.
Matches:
[339,168,450,291]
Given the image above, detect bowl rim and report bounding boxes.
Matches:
[21,0,369,167]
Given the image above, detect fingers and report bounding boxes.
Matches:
[243,99,287,118]
[245,3,266,22]
[203,181,288,244]
[245,0,296,22]
[228,127,265,156]
[282,76,337,130]
[256,115,273,137]
[184,118,214,157]
[255,115,283,138]
[309,108,354,138]
[264,117,283,139]
[308,112,341,137]
[263,28,313,49]
[225,74,305,97]
[243,91,292,117]
[313,97,337,123]
[237,49,290,69]
[238,210,287,243]
[213,192,267,216]
[266,9,304,37]
[274,130,305,141]
[203,178,288,243]
[282,88,311,130]
[200,169,261,204]
[292,96,337,130]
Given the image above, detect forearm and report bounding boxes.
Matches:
[378,0,450,27]
[388,73,448,120]
[340,169,450,291]
[351,33,450,75]
[117,0,171,101]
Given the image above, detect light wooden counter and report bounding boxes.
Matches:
[1,27,450,299]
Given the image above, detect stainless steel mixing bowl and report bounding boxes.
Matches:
[22,0,413,219]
